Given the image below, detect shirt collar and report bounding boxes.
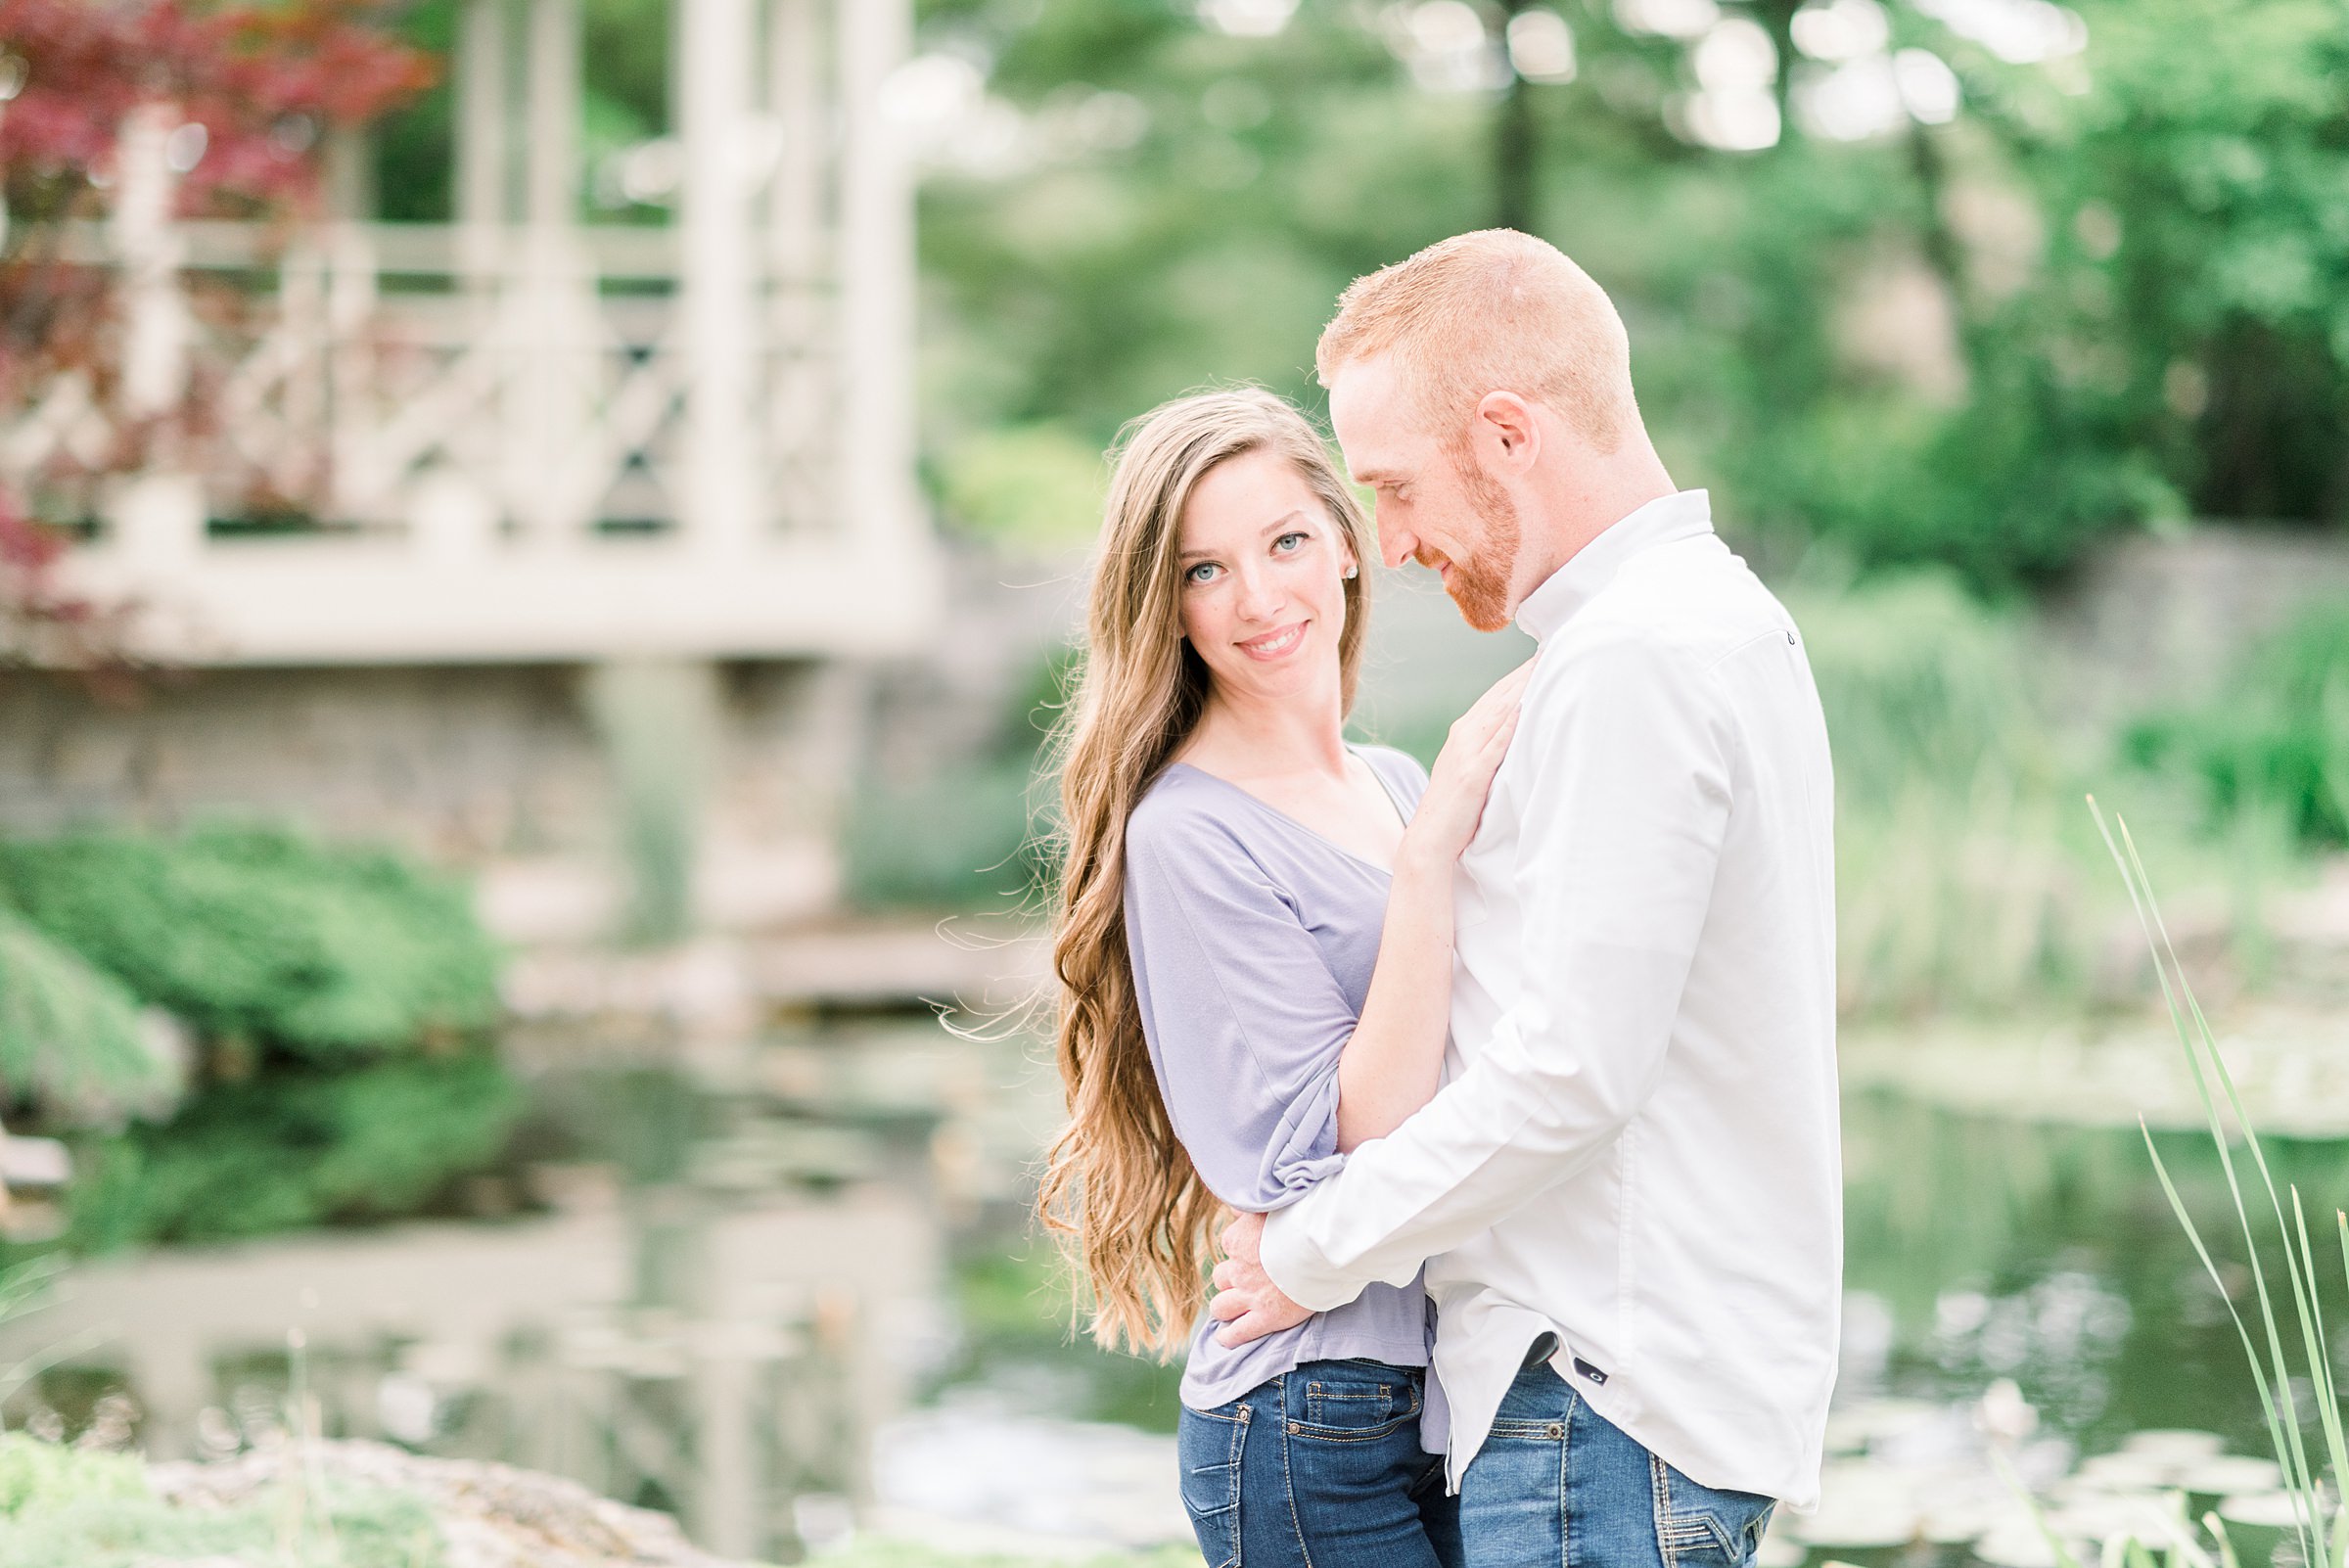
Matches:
[1514,488,1714,645]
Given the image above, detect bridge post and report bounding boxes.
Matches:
[839,0,919,568]
[679,0,761,560]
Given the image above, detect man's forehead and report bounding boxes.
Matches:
[1328,356,1419,478]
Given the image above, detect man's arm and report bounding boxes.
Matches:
[1242,636,1735,1319]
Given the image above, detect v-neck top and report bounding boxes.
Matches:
[1122,743,1438,1420]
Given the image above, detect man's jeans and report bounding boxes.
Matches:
[1461,1363,1776,1568]
[1175,1359,1460,1568]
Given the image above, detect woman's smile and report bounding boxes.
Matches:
[1237,620,1309,660]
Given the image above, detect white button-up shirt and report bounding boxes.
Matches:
[1259,489,1841,1507]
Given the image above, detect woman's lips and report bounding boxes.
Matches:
[1236,621,1308,659]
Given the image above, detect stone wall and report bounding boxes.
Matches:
[0,658,862,945]
[2041,525,2349,719]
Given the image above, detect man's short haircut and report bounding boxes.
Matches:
[1315,229,1637,455]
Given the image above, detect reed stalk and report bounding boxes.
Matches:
[2092,796,2349,1568]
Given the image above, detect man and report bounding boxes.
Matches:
[1209,229,1841,1567]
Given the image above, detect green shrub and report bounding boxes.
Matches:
[1792,574,2114,1017]
[0,1434,444,1568]
[2124,601,2349,849]
[1793,571,2039,807]
[0,827,498,1060]
[62,1053,524,1251]
[0,1432,144,1520]
[0,910,167,1123]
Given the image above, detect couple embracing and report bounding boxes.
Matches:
[1039,229,1841,1568]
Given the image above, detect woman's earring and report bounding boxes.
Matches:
[1343,564,1359,580]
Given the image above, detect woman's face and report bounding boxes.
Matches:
[1174,446,1356,708]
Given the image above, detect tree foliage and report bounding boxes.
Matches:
[912,0,2349,586]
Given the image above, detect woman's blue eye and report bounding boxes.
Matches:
[1274,531,1308,552]
[1186,562,1219,584]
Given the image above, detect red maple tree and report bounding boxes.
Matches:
[0,0,435,679]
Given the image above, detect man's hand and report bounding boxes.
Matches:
[1209,1211,1313,1347]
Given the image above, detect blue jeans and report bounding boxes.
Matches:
[1460,1363,1776,1568]
[1176,1359,1461,1568]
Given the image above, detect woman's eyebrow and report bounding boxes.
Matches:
[1178,512,1313,562]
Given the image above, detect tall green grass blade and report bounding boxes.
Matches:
[2142,1121,2303,1550]
[2111,812,2341,1561]
[2093,798,2329,1565]
[2117,809,2343,1544]
[1992,1447,2089,1568]
[2204,1514,2241,1568]
[2290,1186,2349,1516]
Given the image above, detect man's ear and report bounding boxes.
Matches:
[1474,391,1541,474]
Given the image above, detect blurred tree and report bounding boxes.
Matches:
[0,0,434,668]
[912,0,2349,584]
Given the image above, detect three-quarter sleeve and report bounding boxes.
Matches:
[1123,805,1361,1212]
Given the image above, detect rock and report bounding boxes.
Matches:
[146,1439,763,1568]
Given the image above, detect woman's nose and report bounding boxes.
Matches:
[1233,566,1283,621]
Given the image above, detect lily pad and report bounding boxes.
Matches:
[2079,1452,2187,1489]
[2216,1493,2308,1529]
[2121,1431,2226,1461]
[1973,1518,2070,1568]
[2177,1456,2284,1496]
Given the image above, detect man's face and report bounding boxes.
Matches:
[1328,356,1524,633]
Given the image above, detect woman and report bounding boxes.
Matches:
[1038,387,1525,1568]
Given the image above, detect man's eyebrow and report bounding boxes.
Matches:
[1177,511,1313,562]
[1351,467,1405,486]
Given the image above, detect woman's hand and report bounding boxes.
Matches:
[1404,658,1534,866]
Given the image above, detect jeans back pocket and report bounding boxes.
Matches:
[1176,1404,1249,1568]
[1294,1365,1421,1442]
[1652,1453,1776,1568]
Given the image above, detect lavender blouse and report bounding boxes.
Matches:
[1124,743,1438,1417]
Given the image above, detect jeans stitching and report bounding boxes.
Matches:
[1278,1376,1317,1568]
[1652,1452,1681,1568]
[1292,1380,1422,1442]
[1652,1452,1762,1565]
[1227,1406,1249,1566]
[1559,1388,1582,1568]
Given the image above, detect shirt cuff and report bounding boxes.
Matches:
[1260,1191,1369,1313]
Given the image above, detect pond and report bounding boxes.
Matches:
[2,1016,2338,1565]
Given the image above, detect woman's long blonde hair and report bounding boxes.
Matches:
[1036,387,1376,1358]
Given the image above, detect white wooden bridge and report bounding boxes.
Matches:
[5,0,939,667]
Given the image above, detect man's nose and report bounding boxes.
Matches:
[1377,520,1417,572]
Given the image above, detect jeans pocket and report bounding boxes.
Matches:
[1295,1366,1422,1442]
[1652,1455,1775,1568]
[1177,1404,1249,1568]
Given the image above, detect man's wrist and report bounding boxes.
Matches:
[1260,1201,1362,1313]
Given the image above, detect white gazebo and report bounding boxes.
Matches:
[13,0,939,666]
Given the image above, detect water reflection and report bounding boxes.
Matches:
[3,1027,2342,1561]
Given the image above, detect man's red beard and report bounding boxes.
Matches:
[1428,444,1522,633]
